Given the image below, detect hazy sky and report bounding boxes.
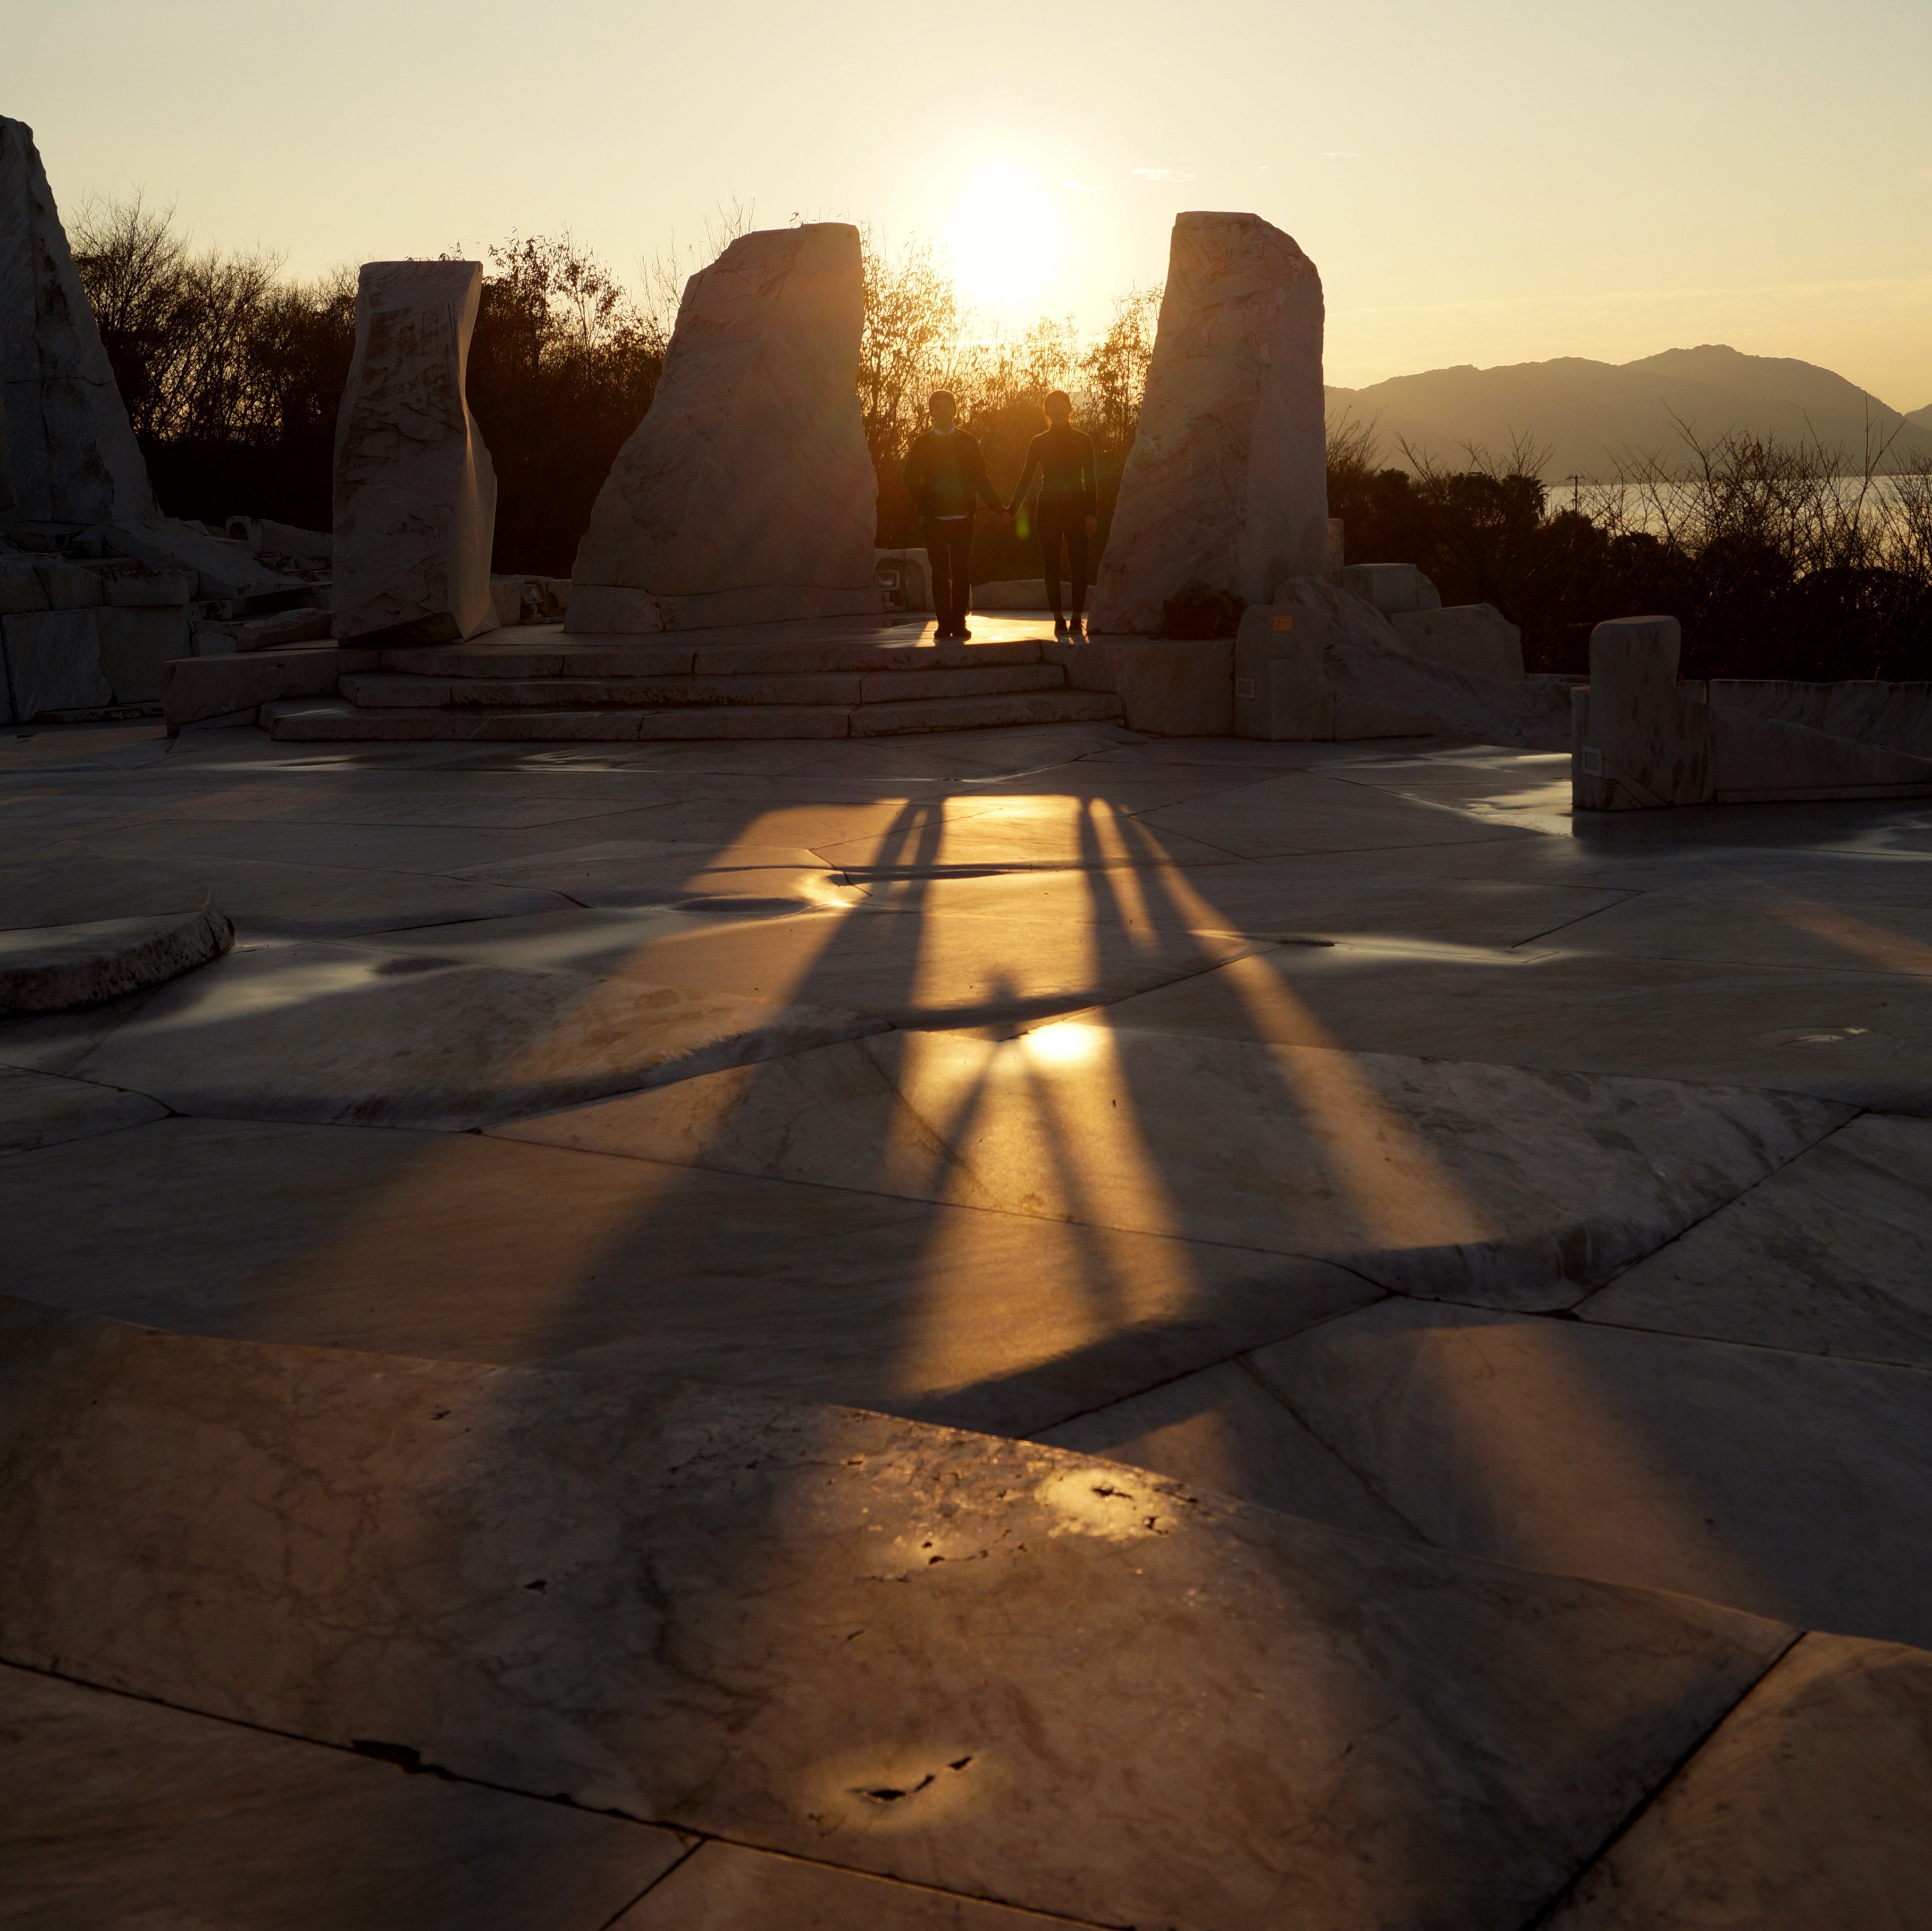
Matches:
[12,0,1931,406]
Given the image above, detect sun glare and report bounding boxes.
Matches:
[947,163,1060,320]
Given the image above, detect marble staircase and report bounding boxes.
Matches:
[260,613,1122,742]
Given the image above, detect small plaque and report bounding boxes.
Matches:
[1234,678,1257,699]
[1270,615,1295,632]
[1581,746,1603,776]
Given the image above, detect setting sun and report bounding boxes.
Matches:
[946,162,1062,322]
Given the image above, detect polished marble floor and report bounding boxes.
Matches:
[4,715,1929,1927]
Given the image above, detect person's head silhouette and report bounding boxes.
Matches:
[1044,389,1072,428]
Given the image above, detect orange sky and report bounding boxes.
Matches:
[15,0,1932,408]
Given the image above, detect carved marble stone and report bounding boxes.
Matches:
[332,261,498,645]
[1089,213,1327,635]
[568,224,879,634]
[0,117,156,527]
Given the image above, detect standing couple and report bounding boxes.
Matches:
[902,390,1097,641]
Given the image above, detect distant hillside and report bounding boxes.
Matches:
[1326,345,1932,478]
[1911,403,1932,431]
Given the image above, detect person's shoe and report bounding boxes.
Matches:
[1069,615,1085,637]
[957,626,972,641]
[1053,614,1068,636]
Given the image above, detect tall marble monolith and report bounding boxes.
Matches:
[0,117,157,528]
[566,223,879,634]
[1089,212,1328,636]
[332,260,497,644]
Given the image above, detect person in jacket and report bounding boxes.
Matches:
[1006,390,1097,636]
[902,391,1005,640]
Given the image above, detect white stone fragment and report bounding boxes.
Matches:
[1090,212,1328,635]
[332,260,498,645]
[568,224,879,635]
[0,118,157,528]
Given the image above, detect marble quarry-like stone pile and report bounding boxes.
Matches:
[568,222,880,634]
[1089,211,1330,635]
[0,117,339,723]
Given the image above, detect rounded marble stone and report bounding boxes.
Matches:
[0,860,231,1012]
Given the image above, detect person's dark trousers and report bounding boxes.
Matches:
[1037,502,1089,616]
[924,516,973,632]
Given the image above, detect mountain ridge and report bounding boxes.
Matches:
[1325,343,1932,477]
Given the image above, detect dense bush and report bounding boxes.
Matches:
[1329,418,1932,679]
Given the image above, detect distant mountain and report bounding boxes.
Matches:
[1910,403,1932,431]
[1325,345,1932,478]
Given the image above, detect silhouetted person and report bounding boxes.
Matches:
[903,391,1004,640]
[1008,390,1097,636]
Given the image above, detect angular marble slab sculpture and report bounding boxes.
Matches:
[568,224,879,634]
[332,260,498,645]
[0,117,157,527]
[1236,577,1569,744]
[1089,213,1328,635]
[1573,616,1932,809]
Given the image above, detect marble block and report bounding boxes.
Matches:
[0,552,49,611]
[1707,676,1932,760]
[0,1296,1791,1930]
[0,117,157,526]
[1574,616,1932,809]
[1234,581,1567,744]
[1046,634,1232,734]
[874,546,934,613]
[1390,602,1525,680]
[1339,561,1440,616]
[569,224,877,634]
[96,603,189,701]
[333,260,498,645]
[1,607,113,716]
[103,516,288,601]
[1089,213,1328,635]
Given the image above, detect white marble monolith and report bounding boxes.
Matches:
[332,261,497,645]
[0,117,156,528]
[1089,212,1328,636]
[567,223,878,634]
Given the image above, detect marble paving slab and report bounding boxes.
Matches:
[61,941,888,1129]
[0,1064,164,1152]
[499,1022,1845,1307]
[849,848,1628,950]
[374,902,1262,1030]
[33,846,578,938]
[1105,938,1932,1109]
[453,838,866,910]
[1580,1113,1932,1366]
[1137,770,1541,859]
[614,1842,1091,1928]
[0,1116,1375,1435]
[1244,1300,1932,1648]
[0,1297,1791,1931]
[0,1664,687,1930]
[1547,1632,1932,1928]
[1531,884,1932,975]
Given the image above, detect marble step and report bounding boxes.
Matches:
[380,635,1045,679]
[261,688,1124,742]
[338,662,1070,711]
